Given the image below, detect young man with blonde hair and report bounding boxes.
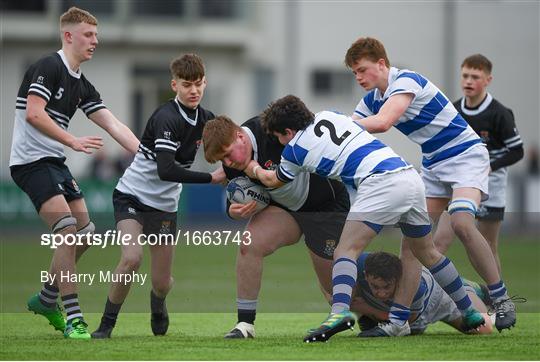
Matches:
[9,7,139,339]
[346,37,516,332]
[91,54,225,339]
[436,54,524,274]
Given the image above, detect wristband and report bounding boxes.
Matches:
[252,165,261,179]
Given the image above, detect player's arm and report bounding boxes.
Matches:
[244,160,284,188]
[490,109,524,172]
[88,108,140,154]
[354,93,414,133]
[155,151,224,184]
[26,94,103,154]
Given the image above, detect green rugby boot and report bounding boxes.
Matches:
[462,307,485,331]
[27,294,65,332]
[304,310,355,343]
[64,318,91,339]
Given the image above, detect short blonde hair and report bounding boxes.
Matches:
[60,7,98,29]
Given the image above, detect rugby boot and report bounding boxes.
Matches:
[27,294,65,332]
[304,310,355,343]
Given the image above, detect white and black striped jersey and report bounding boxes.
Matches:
[454,94,523,172]
[10,50,106,166]
[225,116,346,212]
[116,98,215,212]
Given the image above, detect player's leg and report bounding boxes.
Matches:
[449,187,515,331]
[433,211,456,254]
[39,195,90,339]
[400,171,485,331]
[446,289,493,334]
[477,218,503,274]
[149,241,175,336]
[68,198,95,261]
[305,220,377,342]
[91,219,143,338]
[225,205,302,338]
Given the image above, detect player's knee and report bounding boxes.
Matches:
[77,221,95,234]
[152,276,173,296]
[51,215,77,234]
[120,252,143,272]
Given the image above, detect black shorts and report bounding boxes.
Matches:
[476,205,505,221]
[112,189,177,236]
[291,180,350,260]
[10,157,84,212]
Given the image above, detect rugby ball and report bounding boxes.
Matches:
[226,176,270,211]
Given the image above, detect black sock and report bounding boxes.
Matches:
[151,291,166,314]
[238,309,256,325]
[101,297,122,327]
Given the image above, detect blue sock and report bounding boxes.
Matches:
[429,256,472,313]
[487,280,509,303]
[389,302,410,326]
[331,257,357,314]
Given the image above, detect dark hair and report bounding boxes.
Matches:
[364,252,402,282]
[170,53,205,81]
[461,54,492,74]
[261,95,314,135]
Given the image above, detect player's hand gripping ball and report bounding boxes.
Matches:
[226,176,270,212]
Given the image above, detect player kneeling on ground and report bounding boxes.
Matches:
[337,252,493,336]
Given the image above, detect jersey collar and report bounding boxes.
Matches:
[57,50,81,79]
[460,92,493,116]
[174,97,198,126]
[242,126,258,161]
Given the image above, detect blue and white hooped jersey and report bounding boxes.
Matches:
[354,67,482,169]
[356,253,436,316]
[276,111,411,190]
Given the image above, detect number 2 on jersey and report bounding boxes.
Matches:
[314,119,351,145]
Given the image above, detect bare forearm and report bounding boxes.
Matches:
[90,109,139,153]
[107,121,139,154]
[26,108,75,147]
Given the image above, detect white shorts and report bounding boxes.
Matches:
[421,144,489,201]
[481,168,508,208]
[410,282,462,333]
[348,168,431,235]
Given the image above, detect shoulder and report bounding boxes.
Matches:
[242,116,263,133]
[28,53,62,75]
[198,105,216,121]
[394,68,429,88]
[147,100,180,127]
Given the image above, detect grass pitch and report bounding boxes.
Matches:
[1,232,539,360]
[1,313,539,360]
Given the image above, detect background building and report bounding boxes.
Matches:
[1,0,539,218]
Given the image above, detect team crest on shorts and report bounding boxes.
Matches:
[71,179,80,193]
[323,239,336,257]
[159,221,171,234]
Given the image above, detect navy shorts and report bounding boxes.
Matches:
[10,157,83,212]
[113,189,177,236]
